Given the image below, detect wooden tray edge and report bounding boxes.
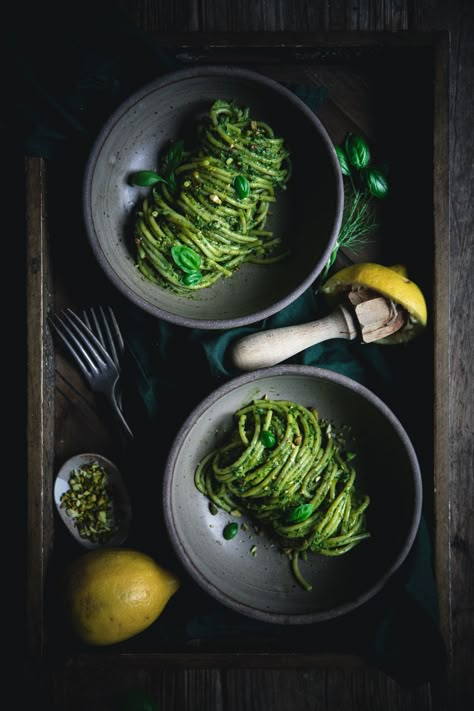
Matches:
[25,30,451,667]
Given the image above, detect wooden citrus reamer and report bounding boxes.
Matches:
[230,288,405,371]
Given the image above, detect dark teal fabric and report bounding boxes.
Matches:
[10,2,445,685]
[114,295,444,687]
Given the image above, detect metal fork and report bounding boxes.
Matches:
[49,309,134,440]
[81,306,125,410]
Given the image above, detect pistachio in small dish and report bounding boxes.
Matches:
[54,453,132,549]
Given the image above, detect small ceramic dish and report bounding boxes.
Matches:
[54,453,132,549]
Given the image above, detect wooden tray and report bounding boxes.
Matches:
[26,31,449,677]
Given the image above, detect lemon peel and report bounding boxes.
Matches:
[321,262,427,344]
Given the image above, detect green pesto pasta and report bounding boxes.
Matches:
[133,100,291,295]
[195,398,370,591]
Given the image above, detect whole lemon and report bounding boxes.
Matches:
[65,548,180,645]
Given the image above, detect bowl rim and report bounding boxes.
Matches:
[163,365,423,624]
[82,65,344,330]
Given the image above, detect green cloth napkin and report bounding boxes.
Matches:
[114,293,444,686]
[11,2,445,686]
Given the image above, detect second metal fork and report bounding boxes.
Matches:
[81,305,125,410]
[50,309,134,440]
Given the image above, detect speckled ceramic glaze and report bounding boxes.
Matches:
[163,366,422,624]
[83,66,343,329]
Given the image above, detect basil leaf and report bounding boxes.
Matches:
[233,174,250,199]
[345,133,371,170]
[287,503,315,523]
[223,522,239,540]
[167,171,177,194]
[130,170,168,187]
[365,167,389,199]
[171,245,201,273]
[334,145,351,176]
[162,139,184,174]
[260,430,276,448]
[182,270,202,286]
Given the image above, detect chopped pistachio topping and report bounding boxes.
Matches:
[60,461,118,543]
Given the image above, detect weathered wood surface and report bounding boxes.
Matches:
[24,1,473,710]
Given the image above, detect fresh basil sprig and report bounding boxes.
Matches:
[322,132,389,283]
[130,170,168,188]
[233,174,250,199]
[161,139,184,194]
[364,167,389,199]
[260,430,276,448]
[170,245,203,286]
[182,270,202,286]
[334,146,351,176]
[223,522,239,540]
[334,133,388,199]
[345,133,370,170]
[161,139,184,175]
[287,503,315,523]
[130,139,184,193]
[171,244,201,273]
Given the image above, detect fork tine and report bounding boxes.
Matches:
[81,309,95,338]
[96,306,120,370]
[103,306,124,366]
[50,309,133,439]
[82,306,123,371]
[82,308,107,357]
[49,314,96,376]
[64,309,115,369]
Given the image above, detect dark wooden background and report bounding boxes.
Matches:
[17,1,472,710]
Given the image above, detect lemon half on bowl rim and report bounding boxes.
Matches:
[321,262,427,344]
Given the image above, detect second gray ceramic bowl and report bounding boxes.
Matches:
[83,66,343,329]
[163,366,422,624]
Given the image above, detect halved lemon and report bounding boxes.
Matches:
[321,262,428,344]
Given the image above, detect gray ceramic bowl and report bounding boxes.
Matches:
[83,66,343,329]
[163,366,422,624]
